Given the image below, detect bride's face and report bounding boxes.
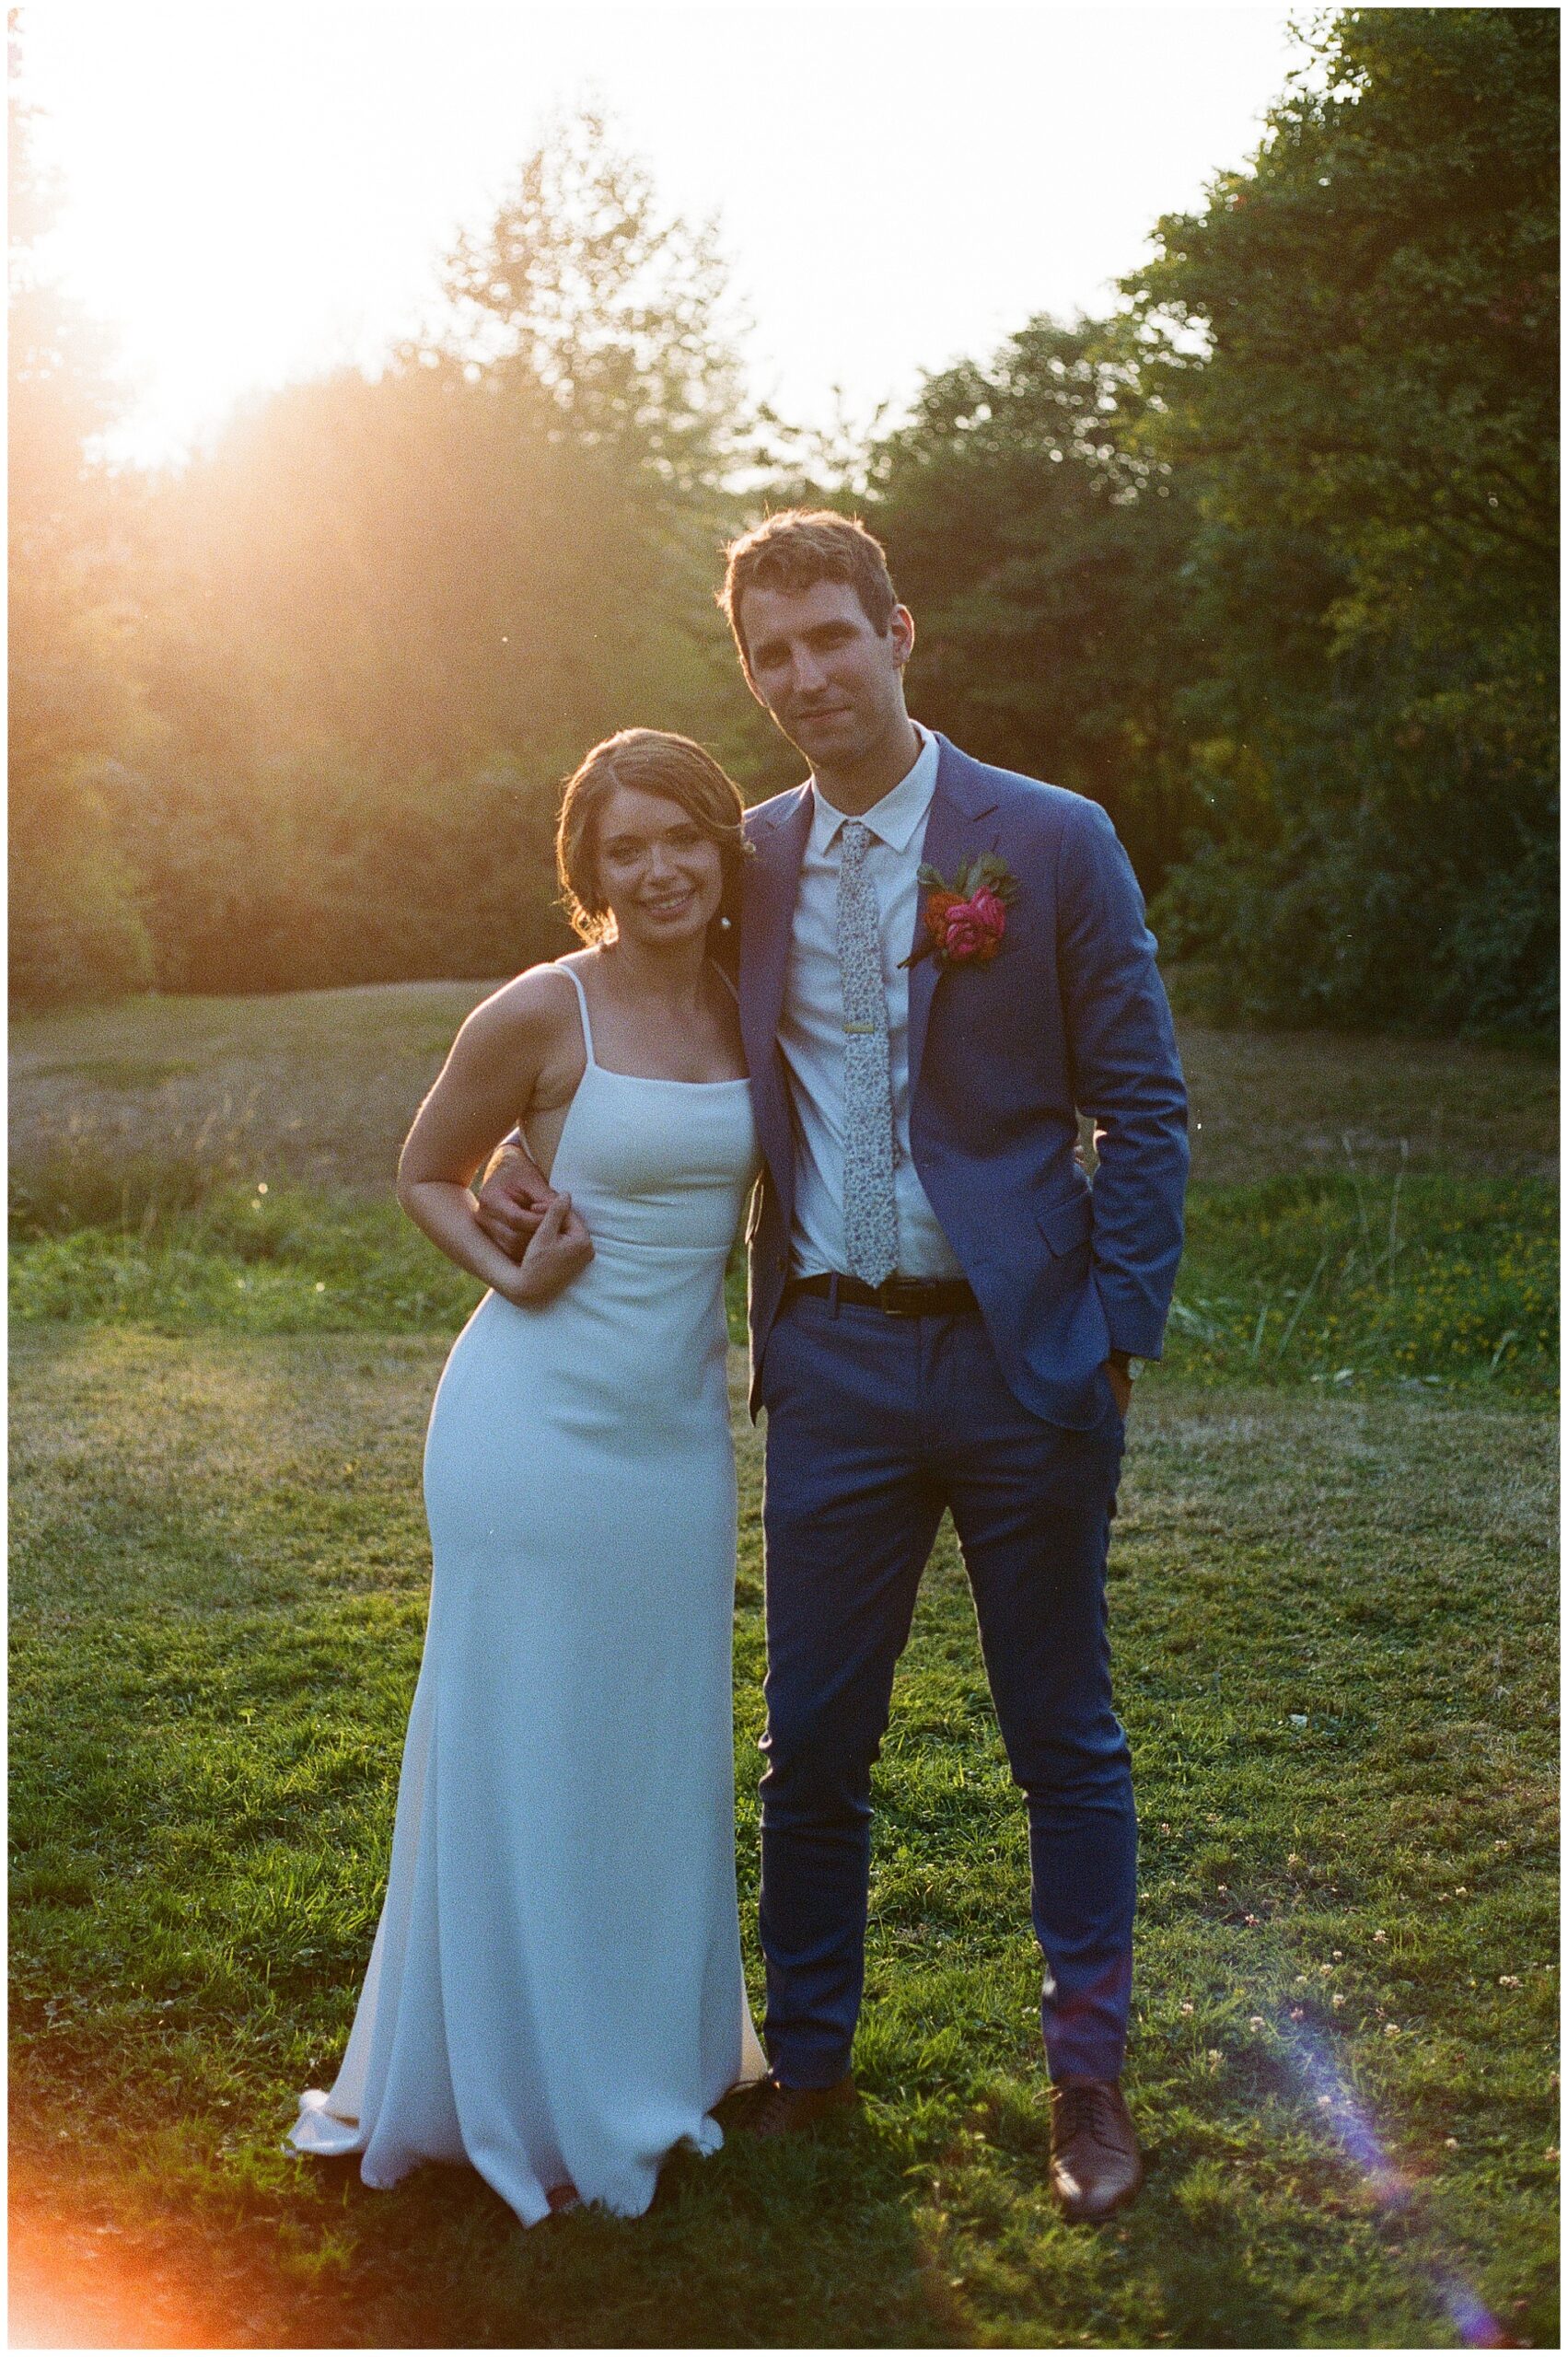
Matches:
[593,784,726,948]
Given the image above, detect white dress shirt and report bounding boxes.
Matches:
[779,724,966,1282]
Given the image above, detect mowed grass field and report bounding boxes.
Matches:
[9,983,1559,2350]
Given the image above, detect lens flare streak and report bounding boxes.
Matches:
[1281,2019,1506,2348]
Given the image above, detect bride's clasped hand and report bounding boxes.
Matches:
[489,1186,593,1308]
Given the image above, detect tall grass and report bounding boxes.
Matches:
[10,1143,230,1239]
[12,1147,1556,1397]
[10,1162,481,1335]
[1166,1168,1556,1396]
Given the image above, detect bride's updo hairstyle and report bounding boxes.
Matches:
[556,728,749,946]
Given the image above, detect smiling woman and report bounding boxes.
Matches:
[554,728,750,956]
[288,727,763,2224]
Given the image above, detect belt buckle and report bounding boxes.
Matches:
[877,1276,924,1318]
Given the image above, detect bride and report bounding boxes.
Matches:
[291,728,766,2224]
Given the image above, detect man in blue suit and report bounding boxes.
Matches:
[485,510,1187,2220]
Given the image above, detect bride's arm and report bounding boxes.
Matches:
[397,978,593,1306]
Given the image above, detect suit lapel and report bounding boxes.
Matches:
[906,736,1002,1098]
[739,784,812,1065]
[739,784,812,1210]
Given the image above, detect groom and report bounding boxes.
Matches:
[484,511,1187,2222]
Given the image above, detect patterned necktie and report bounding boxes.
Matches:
[837,819,899,1284]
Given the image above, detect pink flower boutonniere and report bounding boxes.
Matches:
[901,853,1019,970]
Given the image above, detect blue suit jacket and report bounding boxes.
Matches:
[738,733,1189,1429]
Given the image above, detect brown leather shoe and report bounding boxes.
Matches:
[744,2073,859,2138]
[1049,2076,1144,2222]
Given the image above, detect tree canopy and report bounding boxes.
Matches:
[33,111,776,999]
[862,314,1202,896]
[1125,6,1557,1028]
[10,13,1558,1033]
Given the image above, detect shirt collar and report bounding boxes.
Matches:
[809,723,939,855]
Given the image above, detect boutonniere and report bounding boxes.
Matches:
[900,853,1019,970]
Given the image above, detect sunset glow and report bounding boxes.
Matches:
[19,2,1298,467]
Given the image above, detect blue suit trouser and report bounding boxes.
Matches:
[757,1292,1135,2088]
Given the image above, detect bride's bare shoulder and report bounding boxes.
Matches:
[455,960,585,1053]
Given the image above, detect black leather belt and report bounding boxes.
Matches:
[784,1271,979,1318]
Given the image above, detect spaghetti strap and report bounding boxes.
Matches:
[556,962,597,1068]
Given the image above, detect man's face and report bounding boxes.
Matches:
[738,578,914,772]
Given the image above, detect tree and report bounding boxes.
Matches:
[864,315,1202,892]
[1128,6,1558,1028]
[436,107,748,496]
[9,10,152,1005]
[120,111,761,993]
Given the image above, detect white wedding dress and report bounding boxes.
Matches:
[291,965,766,2224]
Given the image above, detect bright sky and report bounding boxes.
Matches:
[19,2,1299,469]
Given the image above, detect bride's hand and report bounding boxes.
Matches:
[475,1143,554,1260]
[496,1190,594,1306]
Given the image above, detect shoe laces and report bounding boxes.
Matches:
[1054,2079,1123,2152]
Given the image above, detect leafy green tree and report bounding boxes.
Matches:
[863,315,1202,891]
[114,749,566,996]
[1129,6,1557,1029]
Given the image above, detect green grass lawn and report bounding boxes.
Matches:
[9,985,1560,2349]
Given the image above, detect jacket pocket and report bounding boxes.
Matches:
[1037,1188,1094,1258]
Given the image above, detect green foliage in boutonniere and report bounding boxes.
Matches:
[901,853,1020,970]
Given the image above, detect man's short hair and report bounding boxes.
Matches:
[719,510,899,672]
